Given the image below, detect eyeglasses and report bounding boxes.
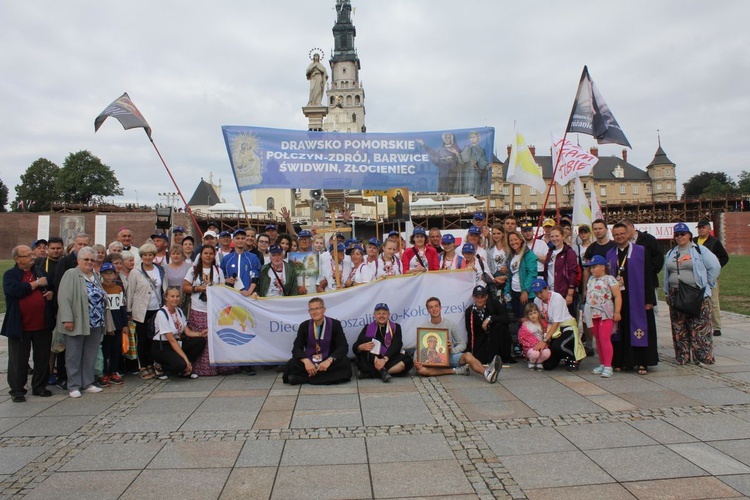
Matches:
[308,307,324,312]
[674,232,688,237]
[80,258,96,262]
[16,254,32,258]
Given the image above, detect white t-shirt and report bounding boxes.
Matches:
[510,254,522,292]
[154,307,187,341]
[354,259,378,283]
[527,239,548,273]
[375,256,402,278]
[463,246,488,262]
[547,248,562,290]
[265,265,287,297]
[488,246,508,276]
[317,259,353,291]
[535,291,573,324]
[184,265,224,313]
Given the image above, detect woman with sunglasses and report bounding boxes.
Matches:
[664,222,721,366]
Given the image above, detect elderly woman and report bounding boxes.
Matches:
[55,247,106,398]
[92,244,107,274]
[664,222,721,365]
[120,250,135,293]
[127,243,167,379]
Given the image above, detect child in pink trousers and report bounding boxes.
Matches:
[583,255,622,378]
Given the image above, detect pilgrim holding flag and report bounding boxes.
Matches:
[282,297,352,385]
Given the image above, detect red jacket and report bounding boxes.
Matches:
[543,243,580,296]
[401,245,439,271]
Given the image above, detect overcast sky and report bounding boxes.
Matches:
[2,0,748,209]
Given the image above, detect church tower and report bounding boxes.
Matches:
[646,135,678,202]
[323,0,366,133]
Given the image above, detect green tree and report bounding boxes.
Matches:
[702,178,737,198]
[737,171,750,194]
[682,171,735,199]
[13,158,60,211]
[56,150,123,204]
[0,178,8,212]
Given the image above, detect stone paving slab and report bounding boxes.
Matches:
[60,442,164,471]
[220,467,277,500]
[480,427,576,457]
[709,439,750,467]
[525,483,637,500]
[235,439,285,467]
[0,446,48,474]
[370,459,474,498]
[500,450,613,489]
[121,468,231,500]
[668,442,750,475]
[272,464,371,499]
[281,436,366,465]
[555,422,658,450]
[585,445,708,482]
[1,415,93,437]
[622,476,744,499]
[367,433,454,463]
[627,418,700,444]
[24,470,140,500]
[664,413,750,441]
[147,441,243,469]
[718,474,750,497]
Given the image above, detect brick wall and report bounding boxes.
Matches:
[721,212,750,255]
[0,212,194,258]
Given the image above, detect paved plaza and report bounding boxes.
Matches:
[1,304,749,499]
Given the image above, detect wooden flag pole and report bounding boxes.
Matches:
[238,191,252,228]
[149,138,203,238]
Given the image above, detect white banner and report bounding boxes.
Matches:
[552,134,599,186]
[206,270,475,365]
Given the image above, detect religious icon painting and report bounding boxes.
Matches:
[416,327,450,367]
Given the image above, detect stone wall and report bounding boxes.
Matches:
[721,211,750,256]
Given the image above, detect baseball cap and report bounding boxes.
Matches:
[473,211,486,220]
[346,245,364,255]
[268,244,284,254]
[100,262,117,273]
[472,285,488,296]
[374,303,389,311]
[467,226,481,235]
[32,239,48,248]
[441,234,455,244]
[578,224,590,233]
[172,226,185,233]
[265,224,277,231]
[150,233,169,242]
[298,229,312,238]
[673,222,691,234]
[329,243,346,253]
[218,230,231,238]
[462,243,476,254]
[412,227,426,236]
[204,230,218,239]
[530,278,549,293]
[367,237,381,247]
[521,222,534,231]
[696,219,711,228]
[388,230,400,237]
[583,255,608,267]
[232,228,247,237]
[542,218,556,227]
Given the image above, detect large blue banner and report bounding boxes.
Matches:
[221,126,495,194]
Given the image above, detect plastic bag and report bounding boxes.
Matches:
[51,330,66,353]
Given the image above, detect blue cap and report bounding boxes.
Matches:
[269,244,284,254]
[473,211,486,220]
[32,239,48,248]
[441,234,455,244]
[462,243,476,254]
[388,230,400,237]
[374,303,389,311]
[412,227,426,236]
[335,232,345,240]
[583,255,608,267]
[521,222,534,231]
[298,229,312,238]
[367,237,381,247]
[151,233,169,242]
[673,222,691,234]
[232,228,247,237]
[472,285,488,296]
[218,230,231,238]
[346,245,364,255]
[530,278,549,293]
[467,226,481,235]
[344,238,357,246]
[100,262,117,273]
[265,224,277,231]
[172,226,185,233]
[329,243,346,253]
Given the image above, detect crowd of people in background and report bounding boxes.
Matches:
[3,209,727,400]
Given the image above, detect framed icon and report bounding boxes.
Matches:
[416,327,450,367]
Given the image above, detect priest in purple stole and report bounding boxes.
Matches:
[353,303,414,382]
[283,297,352,385]
[606,223,659,373]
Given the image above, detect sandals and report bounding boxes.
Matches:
[637,366,649,375]
[139,367,155,380]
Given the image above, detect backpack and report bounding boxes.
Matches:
[146,308,170,341]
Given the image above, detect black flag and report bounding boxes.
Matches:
[566,66,631,148]
[94,92,152,138]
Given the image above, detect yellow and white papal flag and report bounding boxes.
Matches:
[507,129,547,195]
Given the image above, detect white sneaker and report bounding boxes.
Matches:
[83,385,103,394]
[601,367,613,378]
[592,365,605,375]
[528,361,535,370]
[454,364,470,376]
[69,390,82,398]
[486,355,501,383]
[483,367,493,383]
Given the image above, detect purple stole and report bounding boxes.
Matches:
[304,317,334,359]
[606,243,648,347]
[365,321,396,356]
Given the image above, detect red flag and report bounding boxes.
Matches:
[94,92,152,138]
[566,66,630,148]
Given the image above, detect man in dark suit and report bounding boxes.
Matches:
[283,297,351,385]
[695,219,729,335]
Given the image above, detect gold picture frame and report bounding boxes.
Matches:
[416,327,450,367]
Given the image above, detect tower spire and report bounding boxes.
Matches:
[331,0,360,67]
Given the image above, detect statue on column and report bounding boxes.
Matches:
[306,49,328,107]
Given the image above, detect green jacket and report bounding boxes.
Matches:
[257,262,298,297]
[55,267,104,337]
[504,250,538,298]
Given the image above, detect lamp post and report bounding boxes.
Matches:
[134,189,138,207]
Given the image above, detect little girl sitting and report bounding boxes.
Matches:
[518,303,551,370]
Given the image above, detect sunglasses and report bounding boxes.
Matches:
[674,232,688,237]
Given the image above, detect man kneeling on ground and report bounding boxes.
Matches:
[414,296,496,382]
[282,297,352,385]
[353,303,413,382]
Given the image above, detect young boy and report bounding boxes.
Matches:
[100,263,128,385]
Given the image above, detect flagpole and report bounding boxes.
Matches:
[535,131,568,234]
[238,191,252,228]
[148,137,203,238]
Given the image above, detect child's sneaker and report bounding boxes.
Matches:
[110,374,124,385]
[528,361,535,370]
[592,365,605,375]
[98,376,111,388]
[601,367,614,378]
